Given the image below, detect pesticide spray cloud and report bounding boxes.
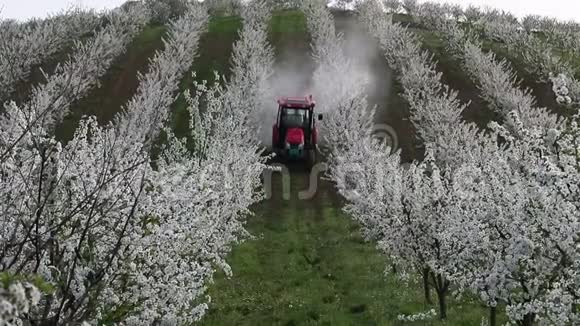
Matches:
[337,14,393,113]
[308,10,394,147]
[255,6,394,149]
[257,33,315,146]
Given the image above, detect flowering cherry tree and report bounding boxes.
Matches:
[382,0,401,14]
[358,2,580,324]
[117,1,272,323]
[0,280,41,325]
[413,4,563,133]
[524,16,580,63]
[301,6,407,301]
[358,0,486,168]
[441,113,580,325]
[0,3,207,324]
[414,2,580,108]
[0,4,150,150]
[301,0,377,179]
[226,0,274,139]
[303,0,369,111]
[1,0,276,323]
[0,8,106,103]
[470,8,580,107]
[306,1,469,319]
[401,0,417,15]
[129,77,267,324]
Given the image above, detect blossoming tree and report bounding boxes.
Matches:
[0,3,208,324]
[0,7,116,103]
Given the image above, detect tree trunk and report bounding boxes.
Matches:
[422,267,432,305]
[521,313,535,326]
[489,306,496,326]
[430,272,449,320]
[437,288,447,320]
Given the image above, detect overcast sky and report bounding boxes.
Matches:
[0,0,125,20]
[1,0,580,23]
[430,0,580,22]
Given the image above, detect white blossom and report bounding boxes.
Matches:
[413,6,563,133]
[354,2,580,324]
[0,4,207,324]
[397,308,437,322]
[113,1,271,324]
[0,281,41,325]
[0,7,102,103]
[474,8,580,107]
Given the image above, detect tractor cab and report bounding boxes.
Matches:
[272,95,322,162]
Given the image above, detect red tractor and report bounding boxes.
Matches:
[272,95,322,163]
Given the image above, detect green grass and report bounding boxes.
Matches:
[203,201,394,325]
[201,173,504,325]
[170,15,243,138]
[270,10,309,34]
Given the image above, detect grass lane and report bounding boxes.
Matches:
[170,15,242,138]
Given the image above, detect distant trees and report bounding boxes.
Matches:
[522,15,580,61]
[401,0,417,15]
[414,7,562,131]
[384,0,580,108]
[476,13,580,107]
[383,0,402,14]
[0,7,102,103]
[332,0,360,10]
[446,1,579,108]
[145,0,188,23]
[204,0,243,15]
[1,3,149,152]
